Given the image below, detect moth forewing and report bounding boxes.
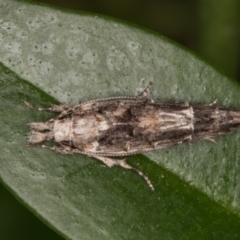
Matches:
[26,83,240,190]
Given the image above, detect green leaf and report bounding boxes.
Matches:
[1,0,240,239]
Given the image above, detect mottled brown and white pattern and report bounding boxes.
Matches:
[25,83,240,190]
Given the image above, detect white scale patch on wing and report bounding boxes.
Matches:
[53,119,73,142]
[158,107,194,131]
[138,106,194,132]
[74,117,110,136]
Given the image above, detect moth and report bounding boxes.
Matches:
[25,83,240,190]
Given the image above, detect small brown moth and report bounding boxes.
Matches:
[26,83,240,190]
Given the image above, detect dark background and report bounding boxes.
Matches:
[1,0,239,239]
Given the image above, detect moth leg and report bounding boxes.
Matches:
[91,155,154,190]
[37,144,155,190]
[204,138,217,144]
[24,100,69,112]
[207,98,218,106]
[40,144,75,154]
[137,82,153,99]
